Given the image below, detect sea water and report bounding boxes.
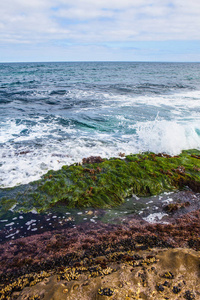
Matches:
[0,62,200,189]
[1,62,200,239]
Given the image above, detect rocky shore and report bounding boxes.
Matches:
[10,248,200,300]
[0,204,199,299]
[0,150,199,299]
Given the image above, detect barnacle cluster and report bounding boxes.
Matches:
[162,271,174,279]
[98,287,114,296]
[0,247,158,299]
[57,266,84,281]
[0,271,51,300]
[0,246,199,299]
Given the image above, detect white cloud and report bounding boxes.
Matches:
[54,8,114,20]
[1,0,200,44]
[0,0,200,61]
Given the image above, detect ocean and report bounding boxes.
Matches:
[0,61,200,240]
[1,62,200,299]
[1,62,200,188]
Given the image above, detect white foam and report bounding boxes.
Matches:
[162,198,173,204]
[163,192,174,195]
[110,90,200,111]
[5,222,14,227]
[132,194,140,200]
[30,208,38,214]
[25,219,36,226]
[0,120,27,143]
[9,204,17,212]
[143,212,168,223]
[5,230,19,238]
[0,90,200,188]
[90,219,96,223]
[31,228,37,231]
[133,119,200,155]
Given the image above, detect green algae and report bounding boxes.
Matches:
[0,149,200,214]
[0,197,17,216]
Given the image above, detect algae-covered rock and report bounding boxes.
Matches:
[0,149,200,213]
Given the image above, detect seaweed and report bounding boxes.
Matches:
[0,149,200,213]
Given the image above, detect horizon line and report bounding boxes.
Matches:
[1,60,200,64]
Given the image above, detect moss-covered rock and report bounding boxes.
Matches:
[0,149,200,213]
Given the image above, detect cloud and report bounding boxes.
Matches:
[1,0,200,43]
[0,0,200,61]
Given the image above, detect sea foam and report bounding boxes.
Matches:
[0,117,199,188]
[1,63,200,188]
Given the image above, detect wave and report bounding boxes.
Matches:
[0,116,199,188]
[133,119,200,155]
[1,62,200,188]
[49,90,67,96]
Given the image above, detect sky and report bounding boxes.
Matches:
[0,0,200,62]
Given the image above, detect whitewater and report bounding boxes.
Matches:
[0,62,200,188]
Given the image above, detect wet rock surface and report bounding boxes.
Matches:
[0,190,200,243]
[0,187,200,299]
[0,248,199,300]
[0,205,199,299]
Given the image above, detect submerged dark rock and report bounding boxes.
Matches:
[164,201,190,213]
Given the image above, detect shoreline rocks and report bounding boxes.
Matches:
[0,207,200,299]
[1,149,200,214]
